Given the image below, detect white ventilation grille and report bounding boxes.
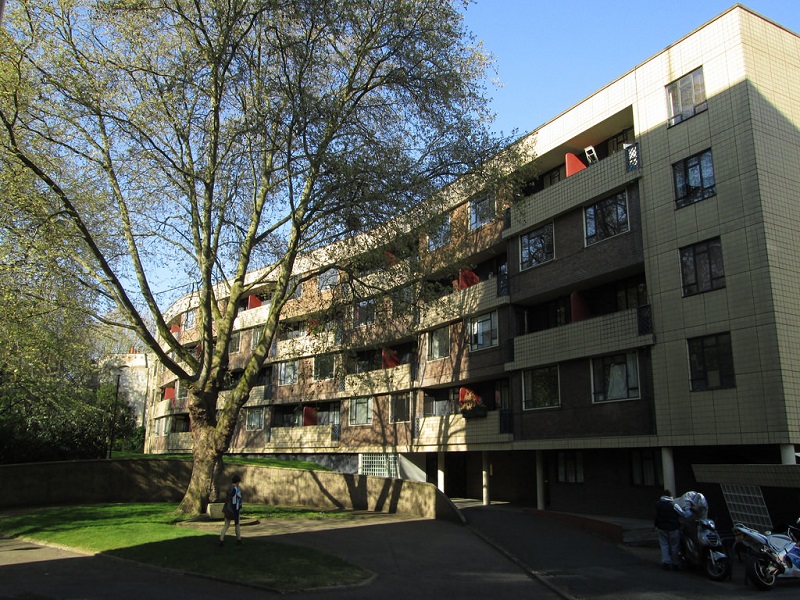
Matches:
[359,453,399,478]
[721,483,772,531]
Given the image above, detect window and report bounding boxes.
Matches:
[520,223,554,270]
[557,451,584,483]
[585,191,628,246]
[354,298,376,327]
[673,149,715,208]
[470,195,494,230]
[390,393,411,423]
[667,67,707,126]
[278,320,306,340]
[469,311,498,351]
[350,396,373,425]
[688,332,735,391]
[228,331,241,354]
[591,351,639,402]
[428,214,450,250]
[288,277,302,299]
[251,327,262,350]
[177,381,188,400]
[680,237,725,296]
[391,286,414,318]
[245,407,264,431]
[277,360,298,386]
[631,449,662,487]
[184,309,196,330]
[423,389,458,416]
[522,365,560,410]
[428,326,450,360]
[314,354,335,381]
[318,268,339,292]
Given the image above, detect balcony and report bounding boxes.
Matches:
[418,277,509,329]
[507,307,654,370]
[344,362,415,396]
[167,431,193,451]
[413,410,513,448]
[266,425,340,449]
[505,145,641,238]
[275,329,337,359]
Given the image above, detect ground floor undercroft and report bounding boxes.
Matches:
[251,442,799,531]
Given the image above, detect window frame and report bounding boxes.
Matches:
[680,237,725,296]
[318,268,339,292]
[520,223,555,270]
[673,149,715,208]
[314,354,335,381]
[349,396,373,426]
[687,332,736,391]
[469,194,495,230]
[390,393,411,423]
[469,311,498,351]
[591,351,640,403]
[354,298,376,327]
[428,214,451,250]
[522,365,560,410]
[277,359,299,386]
[584,191,629,246]
[428,325,451,360]
[666,67,707,127]
[245,407,264,431]
[228,331,241,354]
[183,309,196,330]
[557,450,584,483]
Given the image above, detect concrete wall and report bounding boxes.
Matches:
[0,459,462,522]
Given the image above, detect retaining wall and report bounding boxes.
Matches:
[0,459,461,522]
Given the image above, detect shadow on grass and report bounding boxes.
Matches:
[108,534,371,593]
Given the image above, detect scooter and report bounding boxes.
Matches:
[676,491,731,581]
[733,520,800,590]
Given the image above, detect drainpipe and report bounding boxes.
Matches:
[482,451,490,505]
[536,450,545,510]
[437,451,446,493]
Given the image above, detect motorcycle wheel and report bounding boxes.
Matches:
[747,555,777,591]
[705,554,731,581]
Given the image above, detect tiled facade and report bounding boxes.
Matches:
[145,6,800,521]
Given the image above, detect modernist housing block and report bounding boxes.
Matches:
[145,5,800,524]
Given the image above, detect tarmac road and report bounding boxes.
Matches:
[2,503,800,600]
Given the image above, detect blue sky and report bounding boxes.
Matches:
[462,1,800,137]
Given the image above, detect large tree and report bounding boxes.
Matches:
[0,0,511,513]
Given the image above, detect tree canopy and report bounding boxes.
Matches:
[0,0,512,511]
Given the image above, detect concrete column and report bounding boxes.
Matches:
[437,451,446,493]
[482,451,490,505]
[661,447,676,495]
[780,444,797,465]
[536,450,545,510]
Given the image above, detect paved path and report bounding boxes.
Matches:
[3,503,800,599]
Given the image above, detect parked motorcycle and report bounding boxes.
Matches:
[675,491,731,580]
[733,520,800,590]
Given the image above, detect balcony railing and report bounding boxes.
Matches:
[267,424,340,449]
[413,410,513,447]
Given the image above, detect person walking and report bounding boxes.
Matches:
[219,474,243,546]
[654,489,681,570]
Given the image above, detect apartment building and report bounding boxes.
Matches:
[145,5,800,524]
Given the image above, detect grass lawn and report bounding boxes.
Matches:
[0,503,370,592]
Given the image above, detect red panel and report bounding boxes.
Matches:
[571,292,591,322]
[382,348,400,368]
[163,387,176,400]
[302,406,318,426]
[565,152,587,177]
[247,295,262,309]
[458,269,480,290]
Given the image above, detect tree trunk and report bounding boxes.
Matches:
[178,423,223,514]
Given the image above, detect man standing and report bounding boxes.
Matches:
[654,489,681,570]
[219,474,243,546]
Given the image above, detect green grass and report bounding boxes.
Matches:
[0,504,369,592]
[111,452,329,471]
